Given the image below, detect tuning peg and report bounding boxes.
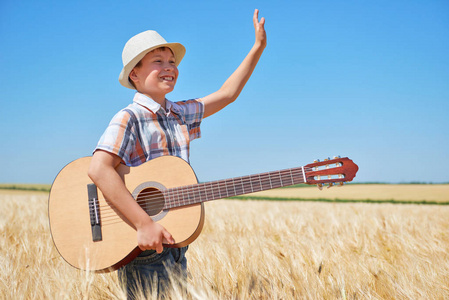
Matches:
[333,155,341,159]
[327,182,334,189]
[338,182,345,187]
[317,183,323,190]
[313,159,321,172]
[324,157,330,161]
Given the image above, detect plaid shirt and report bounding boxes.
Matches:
[95,92,204,166]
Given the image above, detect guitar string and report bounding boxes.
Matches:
[97,168,314,215]
[95,170,300,224]
[96,173,308,220]
[97,178,348,224]
[100,182,344,225]
[97,168,309,209]
[90,163,348,224]
[97,161,340,209]
[99,166,314,207]
[94,170,309,221]
[96,164,344,217]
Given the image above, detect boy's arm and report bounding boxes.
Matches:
[200,9,267,118]
[88,150,174,253]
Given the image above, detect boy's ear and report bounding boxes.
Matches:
[129,69,138,82]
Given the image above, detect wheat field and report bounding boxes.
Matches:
[1,186,448,299]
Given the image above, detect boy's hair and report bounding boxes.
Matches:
[128,47,174,89]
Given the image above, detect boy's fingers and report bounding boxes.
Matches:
[162,230,175,244]
[253,9,265,32]
[155,243,163,253]
[253,9,259,26]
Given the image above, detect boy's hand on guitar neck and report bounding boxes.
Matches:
[137,219,175,253]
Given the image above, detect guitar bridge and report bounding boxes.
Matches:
[87,184,102,242]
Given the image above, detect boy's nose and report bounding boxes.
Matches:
[164,64,177,73]
[163,62,174,69]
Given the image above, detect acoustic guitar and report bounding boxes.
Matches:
[48,155,358,272]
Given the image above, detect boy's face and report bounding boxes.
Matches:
[130,47,178,101]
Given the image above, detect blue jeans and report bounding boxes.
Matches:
[118,246,188,299]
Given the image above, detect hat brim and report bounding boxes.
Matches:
[119,42,186,89]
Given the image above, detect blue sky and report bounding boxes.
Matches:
[1,0,448,184]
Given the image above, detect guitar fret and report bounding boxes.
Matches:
[214,181,220,199]
[220,181,226,198]
[166,190,171,208]
[233,178,239,195]
[222,179,229,197]
[221,180,226,198]
[279,170,288,187]
[194,185,198,203]
[188,185,195,204]
[217,181,222,199]
[291,169,298,185]
[197,185,202,203]
[181,187,185,206]
[206,182,216,199]
[199,185,205,203]
[183,186,189,205]
[183,186,188,205]
[188,186,193,203]
[269,173,273,189]
[198,185,202,202]
[273,172,279,188]
[248,175,253,193]
[175,187,180,207]
[294,167,305,185]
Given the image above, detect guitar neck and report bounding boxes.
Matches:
[163,166,307,209]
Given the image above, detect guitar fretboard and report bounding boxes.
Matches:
[163,167,307,209]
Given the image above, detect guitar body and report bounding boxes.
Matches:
[48,156,204,272]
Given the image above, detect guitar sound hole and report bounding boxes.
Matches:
[136,187,165,217]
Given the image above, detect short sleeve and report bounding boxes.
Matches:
[94,109,136,164]
[173,99,204,141]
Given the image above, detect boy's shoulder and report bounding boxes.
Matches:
[169,98,204,116]
[107,103,144,127]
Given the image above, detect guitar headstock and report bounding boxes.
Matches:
[304,156,359,189]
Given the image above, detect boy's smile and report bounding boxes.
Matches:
[130,47,179,105]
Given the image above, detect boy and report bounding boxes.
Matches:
[88,9,266,298]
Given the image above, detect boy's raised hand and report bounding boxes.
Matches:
[253,9,267,48]
[200,9,267,118]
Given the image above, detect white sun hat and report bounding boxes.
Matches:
[118,30,186,89]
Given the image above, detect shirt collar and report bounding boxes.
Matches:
[133,92,161,113]
[133,92,181,115]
